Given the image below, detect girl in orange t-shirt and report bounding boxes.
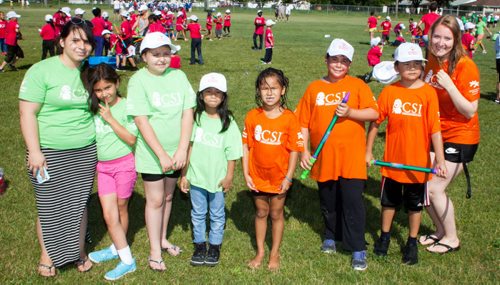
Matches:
[242,68,303,271]
[297,39,378,271]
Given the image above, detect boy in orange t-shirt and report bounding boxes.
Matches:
[366,43,447,265]
[297,39,378,271]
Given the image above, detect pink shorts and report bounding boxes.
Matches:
[97,153,137,199]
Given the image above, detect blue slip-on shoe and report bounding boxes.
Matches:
[104,259,137,281]
[320,239,336,254]
[352,250,368,271]
[88,246,119,263]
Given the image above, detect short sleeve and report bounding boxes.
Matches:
[181,74,196,110]
[242,111,253,147]
[357,80,378,111]
[375,87,389,125]
[224,120,243,161]
[125,115,139,136]
[296,84,313,128]
[126,75,152,116]
[455,58,480,102]
[286,113,304,152]
[427,87,441,135]
[19,64,46,103]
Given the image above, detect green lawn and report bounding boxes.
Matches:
[0,4,499,284]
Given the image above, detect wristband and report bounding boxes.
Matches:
[285,176,293,183]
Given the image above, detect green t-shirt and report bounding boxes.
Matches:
[95,98,138,161]
[187,112,243,193]
[18,56,95,150]
[126,67,196,174]
[476,21,486,35]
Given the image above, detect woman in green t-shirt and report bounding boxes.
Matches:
[19,19,96,277]
[475,17,492,54]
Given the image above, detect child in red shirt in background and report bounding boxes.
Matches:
[223,10,231,36]
[367,11,378,40]
[53,7,70,37]
[214,12,223,40]
[462,22,475,58]
[165,11,174,38]
[409,19,417,43]
[39,14,56,60]
[243,68,303,271]
[364,36,383,82]
[260,19,275,64]
[103,11,112,30]
[147,14,166,34]
[0,12,8,55]
[252,10,265,50]
[0,11,22,72]
[91,7,107,56]
[175,11,187,41]
[186,15,203,65]
[205,10,213,41]
[119,12,138,71]
[102,29,122,68]
[381,16,392,45]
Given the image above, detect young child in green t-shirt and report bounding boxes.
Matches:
[180,73,243,267]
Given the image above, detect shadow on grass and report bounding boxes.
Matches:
[480,91,496,101]
[16,64,33,70]
[87,184,192,251]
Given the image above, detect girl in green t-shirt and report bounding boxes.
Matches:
[180,73,243,267]
[81,64,138,281]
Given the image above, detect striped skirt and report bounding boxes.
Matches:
[27,143,97,267]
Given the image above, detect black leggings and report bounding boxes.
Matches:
[42,40,55,60]
[224,26,230,34]
[253,33,263,49]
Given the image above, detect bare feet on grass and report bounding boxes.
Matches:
[248,253,264,269]
[268,253,280,271]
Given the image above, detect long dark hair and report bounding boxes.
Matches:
[194,89,233,133]
[59,17,96,50]
[254,67,289,109]
[81,63,121,115]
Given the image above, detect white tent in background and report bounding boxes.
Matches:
[450,0,477,6]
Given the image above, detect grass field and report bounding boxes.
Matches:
[0,4,499,284]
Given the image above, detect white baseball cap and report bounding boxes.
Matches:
[139,4,148,12]
[101,29,112,36]
[465,22,475,30]
[120,11,129,18]
[216,12,221,17]
[128,7,135,13]
[400,23,406,30]
[189,15,198,21]
[199,73,227,92]
[326,39,354,62]
[75,8,85,15]
[140,32,178,54]
[370,37,381,47]
[386,16,391,21]
[102,11,109,18]
[394,43,426,62]
[372,61,399,84]
[6,11,21,19]
[265,19,275,26]
[44,14,53,22]
[225,9,231,13]
[153,10,162,16]
[257,10,263,14]
[60,7,71,17]
[177,11,183,17]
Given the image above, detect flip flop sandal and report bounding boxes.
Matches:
[75,257,93,273]
[148,257,166,272]
[38,263,56,277]
[419,234,440,246]
[162,245,183,256]
[427,242,460,254]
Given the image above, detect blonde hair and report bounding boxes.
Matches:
[427,15,467,75]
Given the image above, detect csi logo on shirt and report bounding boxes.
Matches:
[424,70,443,90]
[254,125,283,145]
[392,98,422,117]
[151,92,182,108]
[194,128,223,148]
[315,92,346,106]
[60,85,88,102]
[95,117,113,134]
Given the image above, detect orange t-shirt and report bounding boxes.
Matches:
[242,108,304,193]
[423,55,480,144]
[376,82,441,183]
[296,76,378,182]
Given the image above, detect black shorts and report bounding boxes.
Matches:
[141,170,181,182]
[443,142,478,163]
[5,44,19,63]
[380,177,426,212]
[496,58,500,80]
[382,34,390,43]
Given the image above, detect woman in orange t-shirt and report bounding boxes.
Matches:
[243,68,303,271]
[421,15,480,254]
[297,39,378,271]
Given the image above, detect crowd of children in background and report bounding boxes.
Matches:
[3,1,500,281]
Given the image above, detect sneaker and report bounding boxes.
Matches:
[190,242,207,266]
[104,259,137,281]
[494,99,500,104]
[352,251,368,271]
[205,244,221,266]
[320,239,336,254]
[88,246,119,263]
[402,242,418,265]
[482,50,487,54]
[373,237,390,257]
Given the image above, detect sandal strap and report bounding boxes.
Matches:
[38,263,55,270]
[148,257,164,265]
